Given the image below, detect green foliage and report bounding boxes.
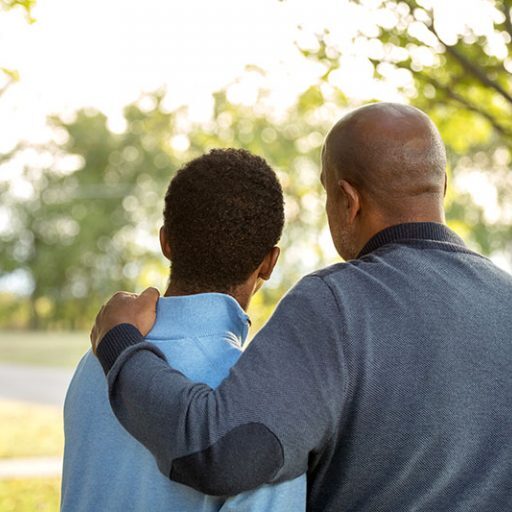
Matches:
[0,0,35,97]
[298,0,512,261]
[2,1,510,330]
[0,0,36,21]
[0,95,181,328]
[0,85,340,329]
[186,87,338,308]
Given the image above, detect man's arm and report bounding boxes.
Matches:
[95,276,347,495]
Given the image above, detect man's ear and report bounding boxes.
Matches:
[159,226,172,261]
[338,179,361,224]
[258,246,280,281]
[444,173,448,197]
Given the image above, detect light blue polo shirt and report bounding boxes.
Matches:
[61,293,306,512]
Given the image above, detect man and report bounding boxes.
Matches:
[61,149,306,511]
[91,103,512,511]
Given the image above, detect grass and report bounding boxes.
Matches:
[0,400,63,459]
[0,330,89,368]
[0,400,63,510]
[0,331,85,509]
[0,478,60,511]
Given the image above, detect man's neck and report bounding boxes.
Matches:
[165,280,251,312]
[357,205,446,257]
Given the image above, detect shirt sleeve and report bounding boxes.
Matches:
[219,474,306,512]
[100,275,347,495]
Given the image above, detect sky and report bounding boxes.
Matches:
[0,0,413,196]
[0,0,347,152]
[0,0,496,151]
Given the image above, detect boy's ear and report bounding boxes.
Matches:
[258,246,280,281]
[159,226,172,261]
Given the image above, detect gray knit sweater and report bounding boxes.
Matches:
[98,223,512,512]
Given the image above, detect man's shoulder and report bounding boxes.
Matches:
[295,254,410,304]
[299,259,372,291]
[308,261,358,280]
[276,263,358,314]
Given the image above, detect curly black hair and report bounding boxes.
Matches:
[163,148,284,293]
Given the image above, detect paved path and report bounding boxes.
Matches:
[0,457,62,479]
[0,364,71,479]
[0,363,74,408]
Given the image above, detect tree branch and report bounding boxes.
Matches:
[420,75,512,138]
[0,73,16,99]
[425,10,512,107]
[502,2,512,40]
[378,0,512,107]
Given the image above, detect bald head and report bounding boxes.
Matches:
[323,103,447,216]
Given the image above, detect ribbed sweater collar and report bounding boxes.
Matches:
[358,222,466,258]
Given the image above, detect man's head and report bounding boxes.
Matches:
[160,148,284,307]
[321,102,447,260]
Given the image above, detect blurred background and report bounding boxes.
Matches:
[0,0,511,509]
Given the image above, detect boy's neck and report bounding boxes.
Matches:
[164,280,252,312]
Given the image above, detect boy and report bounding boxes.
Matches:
[61,149,306,511]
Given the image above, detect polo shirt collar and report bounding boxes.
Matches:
[147,292,250,347]
[358,222,467,259]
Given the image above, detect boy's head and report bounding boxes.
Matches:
[160,148,284,304]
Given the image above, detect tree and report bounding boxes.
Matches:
[0,94,181,328]
[0,0,35,95]
[299,0,512,261]
[184,83,341,326]
[0,0,35,19]
[0,82,339,330]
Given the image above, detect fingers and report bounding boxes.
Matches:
[139,287,160,300]
[90,303,105,353]
[138,287,160,308]
[90,288,160,354]
[90,324,96,347]
[111,291,137,302]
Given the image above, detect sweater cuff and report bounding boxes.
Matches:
[96,323,144,374]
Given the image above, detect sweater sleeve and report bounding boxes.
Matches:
[100,276,347,495]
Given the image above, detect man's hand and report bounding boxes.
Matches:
[90,287,160,353]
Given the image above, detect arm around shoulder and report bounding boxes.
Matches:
[101,275,346,495]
